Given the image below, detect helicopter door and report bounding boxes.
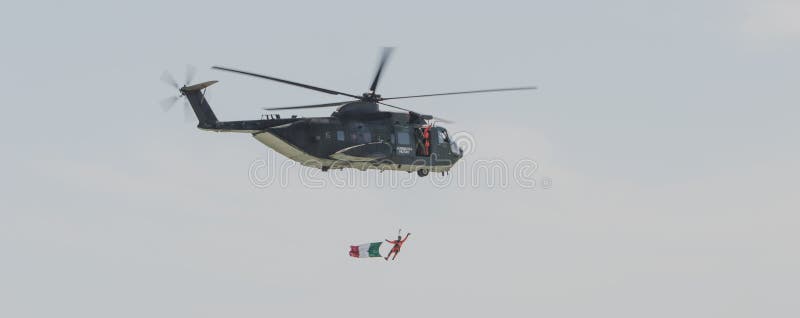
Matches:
[415,125,431,156]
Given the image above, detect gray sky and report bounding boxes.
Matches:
[1,0,799,317]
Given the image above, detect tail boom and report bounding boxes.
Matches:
[180,80,302,132]
[181,81,219,128]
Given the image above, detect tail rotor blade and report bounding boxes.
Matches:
[183,100,194,122]
[160,95,179,111]
[184,65,197,86]
[160,67,200,124]
[369,47,394,93]
[161,71,179,89]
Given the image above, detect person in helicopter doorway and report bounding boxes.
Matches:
[415,127,431,156]
[385,231,411,261]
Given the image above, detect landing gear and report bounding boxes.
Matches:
[417,168,429,177]
[321,166,330,172]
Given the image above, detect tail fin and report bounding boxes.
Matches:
[180,81,219,128]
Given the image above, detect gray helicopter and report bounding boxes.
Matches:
[160,48,535,177]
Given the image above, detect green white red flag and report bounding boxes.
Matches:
[349,242,382,258]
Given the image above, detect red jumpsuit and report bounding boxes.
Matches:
[422,127,431,156]
[385,233,410,260]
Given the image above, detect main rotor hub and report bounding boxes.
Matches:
[362,92,382,102]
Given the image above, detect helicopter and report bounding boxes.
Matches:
[160,48,535,177]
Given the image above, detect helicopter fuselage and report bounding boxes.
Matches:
[259,115,460,173]
[193,100,462,174]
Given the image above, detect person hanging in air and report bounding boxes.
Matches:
[385,231,411,261]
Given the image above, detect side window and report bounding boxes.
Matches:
[397,132,411,145]
[336,130,344,141]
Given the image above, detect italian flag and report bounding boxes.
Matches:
[349,242,382,258]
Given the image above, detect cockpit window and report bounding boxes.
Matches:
[437,129,450,144]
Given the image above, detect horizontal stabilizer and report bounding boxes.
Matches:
[181,80,218,92]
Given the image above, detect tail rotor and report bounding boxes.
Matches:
[159,65,198,122]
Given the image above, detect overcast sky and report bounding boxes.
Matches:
[1,1,799,317]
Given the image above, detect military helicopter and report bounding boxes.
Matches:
[160,48,535,177]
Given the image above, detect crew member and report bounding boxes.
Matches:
[385,232,411,261]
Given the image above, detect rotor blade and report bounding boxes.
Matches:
[377,101,415,113]
[212,66,363,99]
[264,101,359,111]
[378,102,453,123]
[381,86,537,100]
[369,47,394,93]
[184,65,197,86]
[161,71,179,89]
[433,116,454,124]
[160,95,179,111]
